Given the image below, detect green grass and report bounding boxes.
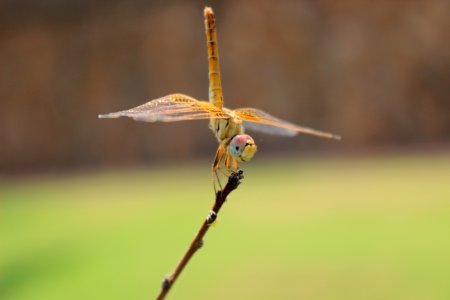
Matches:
[1,154,450,299]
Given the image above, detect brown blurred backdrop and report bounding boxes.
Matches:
[1,0,449,174]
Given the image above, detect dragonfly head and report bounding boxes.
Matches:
[229,134,257,162]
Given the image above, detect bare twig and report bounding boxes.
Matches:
[156,170,244,300]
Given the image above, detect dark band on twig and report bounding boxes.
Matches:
[206,211,217,224]
[161,277,170,291]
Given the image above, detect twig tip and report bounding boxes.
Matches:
[228,170,244,188]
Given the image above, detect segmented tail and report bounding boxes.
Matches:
[204,7,224,109]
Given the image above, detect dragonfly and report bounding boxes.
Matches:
[99,7,340,192]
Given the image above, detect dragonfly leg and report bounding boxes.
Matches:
[213,165,232,193]
[225,151,232,172]
[212,169,223,194]
[232,157,239,170]
[212,144,227,193]
[224,152,241,174]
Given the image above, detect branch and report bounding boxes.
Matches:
[156,170,244,300]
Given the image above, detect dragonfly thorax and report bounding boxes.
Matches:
[209,116,244,144]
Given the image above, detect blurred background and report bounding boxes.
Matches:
[1,0,449,299]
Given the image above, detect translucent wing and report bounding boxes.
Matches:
[98,94,231,122]
[234,108,341,140]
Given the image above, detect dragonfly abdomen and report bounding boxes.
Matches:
[204,7,223,110]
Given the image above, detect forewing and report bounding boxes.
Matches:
[235,108,341,140]
[98,94,230,122]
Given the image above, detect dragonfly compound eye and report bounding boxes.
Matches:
[230,134,257,162]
